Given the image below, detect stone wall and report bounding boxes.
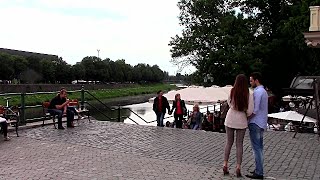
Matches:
[0,84,133,93]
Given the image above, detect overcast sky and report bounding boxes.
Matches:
[0,0,196,75]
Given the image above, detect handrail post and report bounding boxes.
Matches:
[81,86,85,110]
[187,110,190,119]
[20,92,26,125]
[118,105,121,122]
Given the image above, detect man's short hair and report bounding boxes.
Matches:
[157,90,162,94]
[60,87,67,93]
[250,72,263,84]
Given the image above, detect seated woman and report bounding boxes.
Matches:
[0,117,10,141]
[188,104,202,130]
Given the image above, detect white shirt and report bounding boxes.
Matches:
[225,91,254,129]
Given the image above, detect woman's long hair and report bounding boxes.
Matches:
[230,74,249,112]
[193,104,199,112]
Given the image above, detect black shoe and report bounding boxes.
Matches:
[58,126,65,130]
[246,173,264,179]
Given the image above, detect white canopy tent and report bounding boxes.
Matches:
[268,111,317,123]
[149,86,233,105]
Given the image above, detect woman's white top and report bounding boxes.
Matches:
[225,91,254,129]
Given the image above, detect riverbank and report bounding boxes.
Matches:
[97,93,156,107]
[0,83,176,106]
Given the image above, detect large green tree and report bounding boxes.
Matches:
[0,53,14,80]
[170,0,320,94]
[40,59,56,83]
[233,0,320,92]
[72,62,86,81]
[54,57,72,83]
[0,53,166,84]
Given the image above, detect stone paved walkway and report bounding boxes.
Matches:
[1,120,320,179]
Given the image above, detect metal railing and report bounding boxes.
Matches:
[0,90,84,124]
[84,88,175,125]
[0,86,154,125]
[0,86,222,126]
[84,90,146,124]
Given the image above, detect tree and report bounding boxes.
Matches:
[27,56,42,73]
[0,53,14,80]
[142,65,153,82]
[151,65,164,82]
[72,62,86,81]
[231,0,320,93]
[12,55,28,80]
[54,57,72,83]
[132,65,143,82]
[95,59,110,82]
[170,0,320,94]
[20,69,42,84]
[81,56,99,81]
[40,59,56,83]
[0,51,166,84]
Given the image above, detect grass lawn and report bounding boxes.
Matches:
[0,84,176,107]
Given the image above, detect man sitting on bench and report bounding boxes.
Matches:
[48,88,75,129]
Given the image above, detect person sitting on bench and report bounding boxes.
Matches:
[0,117,10,141]
[48,88,74,129]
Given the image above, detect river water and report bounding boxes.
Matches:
[90,100,220,127]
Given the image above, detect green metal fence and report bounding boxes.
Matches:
[0,87,86,125]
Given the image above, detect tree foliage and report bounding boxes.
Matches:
[0,53,166,84]
[170,0,320,94]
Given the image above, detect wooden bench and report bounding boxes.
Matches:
[42,100,90,128]
[68,99,90,123]
[42,102,60,129]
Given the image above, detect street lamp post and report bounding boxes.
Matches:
[97,49,100,58]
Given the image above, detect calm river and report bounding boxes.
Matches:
[90,100,220,127]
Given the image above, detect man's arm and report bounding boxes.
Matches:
[166,98,170,112]
[55,100,69,110]
[153,98,157,112]
[248,90,262,120]
[170,101,176,114]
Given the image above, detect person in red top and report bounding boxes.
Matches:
[153,90,170,127]
[169,93,187,128]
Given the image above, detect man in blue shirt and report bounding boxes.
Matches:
[246,72,268,179]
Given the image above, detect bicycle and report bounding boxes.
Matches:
[0,97,20,136]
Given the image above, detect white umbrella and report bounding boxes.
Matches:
[268,111,317,123]
[149,86,232,105]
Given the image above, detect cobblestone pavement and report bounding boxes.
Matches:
[1,120,320,179]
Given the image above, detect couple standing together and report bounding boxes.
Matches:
[223,72,268,179]
[153,90,188,128]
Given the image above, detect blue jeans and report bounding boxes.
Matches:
[68,106,78,115]
[48,109,74,127]
[156,112,164,127]
[248,123,264,176]
[190,123,200,130]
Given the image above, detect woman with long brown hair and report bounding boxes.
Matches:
[223,74,254,177]
[170,93,186,128]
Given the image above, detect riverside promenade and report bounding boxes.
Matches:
[1,120,320,180]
